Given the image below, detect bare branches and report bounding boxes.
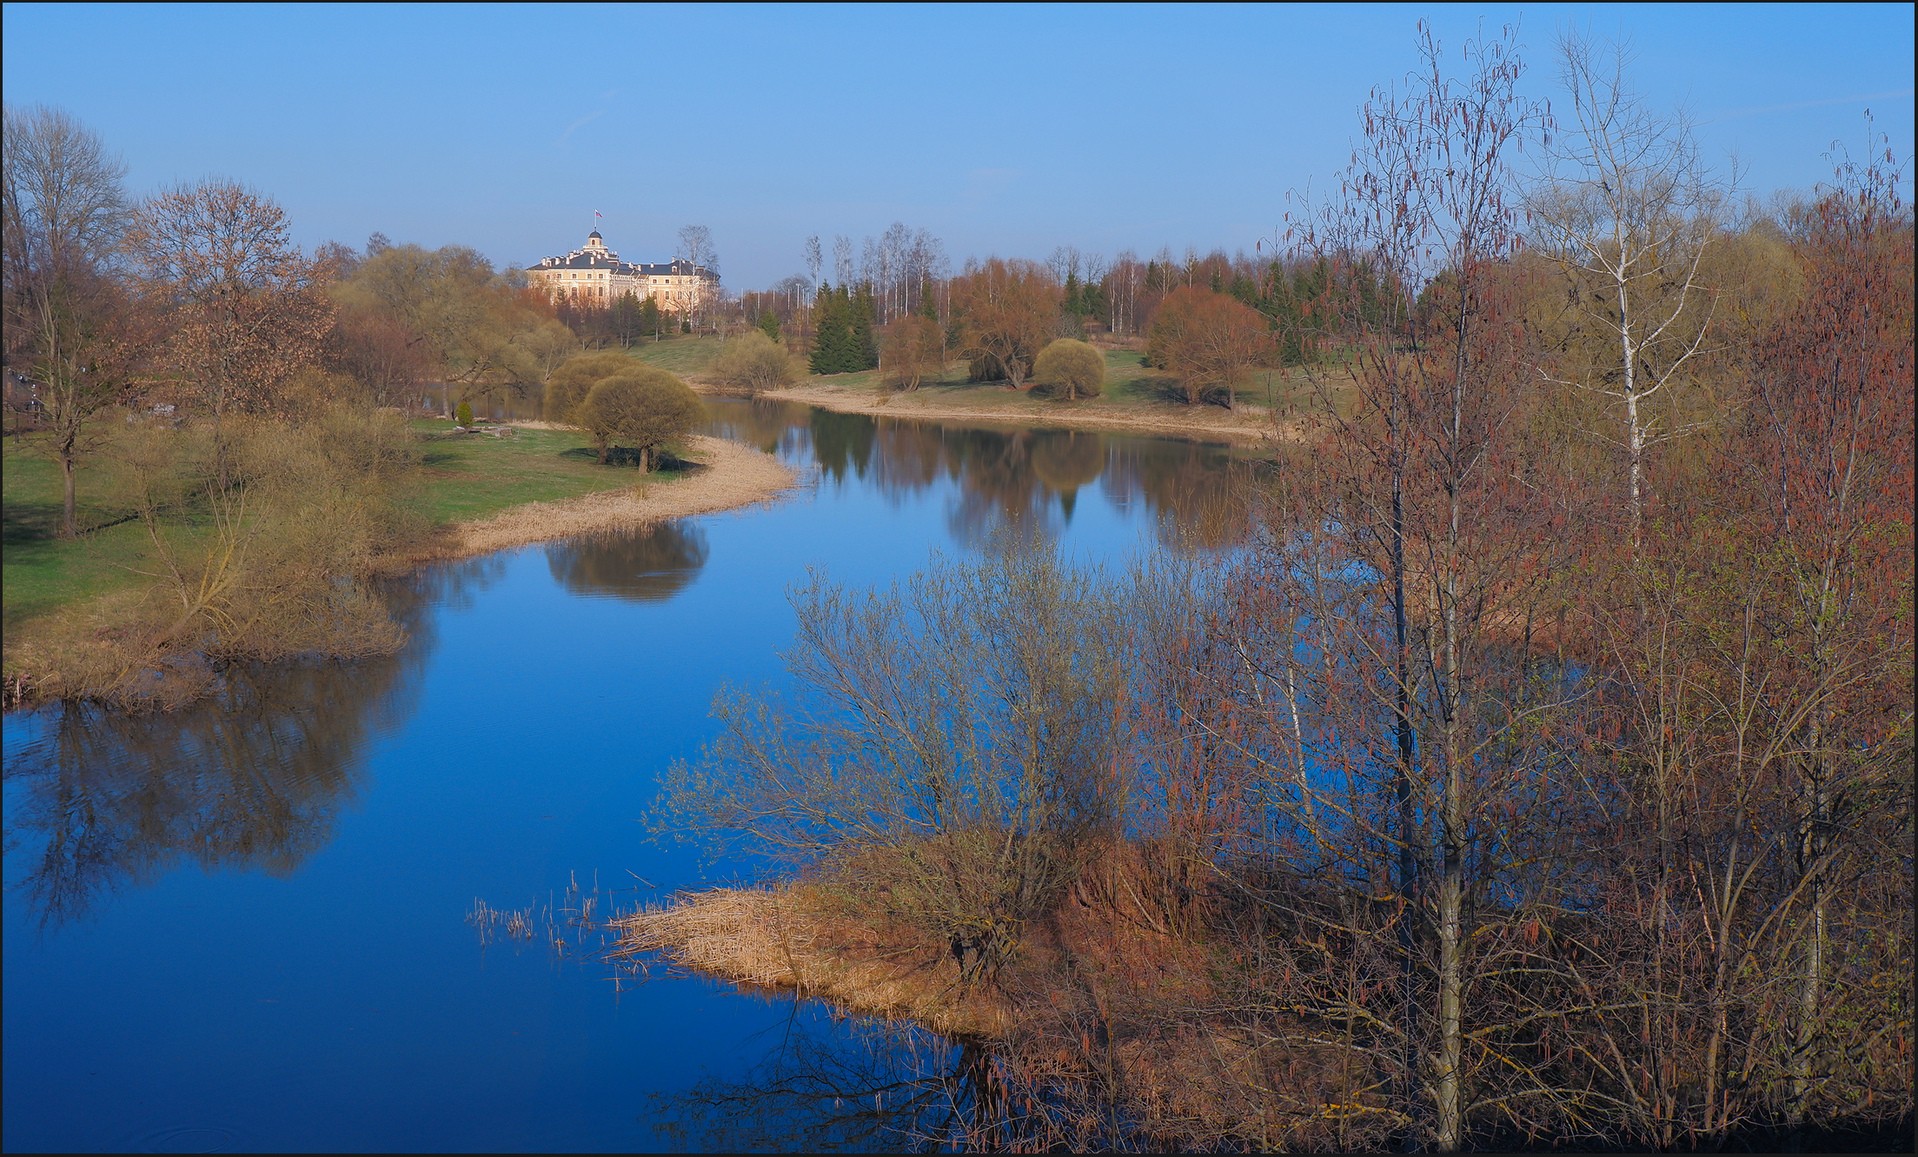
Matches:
[2,104,145,536]
[1528,32,1728,545]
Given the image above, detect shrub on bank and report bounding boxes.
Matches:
[575,368,704,471]
[544,351,638,423]
[1031,338,1105,401]
[710,331,801,396]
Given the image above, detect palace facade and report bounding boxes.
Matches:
[525,231,717,313]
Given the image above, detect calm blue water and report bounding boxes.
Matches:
[2,401,1260,1152]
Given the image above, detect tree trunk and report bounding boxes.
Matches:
[60,449,78,539]
[1434,863,1464,1151]
[1389,389,1422,1137]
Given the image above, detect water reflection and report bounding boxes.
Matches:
[1,555,502,929]
[647,1010,1068,1153]
[1101,438,1265,551]
[701,397,816,459]
[545,522,710,603]
[703,398,1269,552]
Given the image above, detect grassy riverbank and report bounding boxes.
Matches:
[408,420,669,523]
[3,420,630,630]
[3,444,156,637]
[1,419,795,707]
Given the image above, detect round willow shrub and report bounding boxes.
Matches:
[575,368,704,471]
[545,351,639,423]
[1032,339,1105,401]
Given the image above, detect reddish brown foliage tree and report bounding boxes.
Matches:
[127,180,335,468]
[1738,141,1914,1131]
[1145,285,1274,407]
[880,314,944,393]
[950,257,1060,390]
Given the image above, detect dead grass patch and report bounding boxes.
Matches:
[613,883,1012,1039]
[613,840,1371,1148]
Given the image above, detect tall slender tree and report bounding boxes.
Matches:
[1271,22,1555,1149]
[2,104,144,537]
[1529,31,1724,549]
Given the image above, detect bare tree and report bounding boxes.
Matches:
[858,235,879,301]
[878,221,912,322]
[802,234,822,290]
[1045,245,1081,286]
[950,258,1061,391]
[801,235,823,347]
[677,223,718,330]
[127,180,336,469]
[908,228,946,319]
[653,547,1138,987]
[880,315,944,393]
[1273,21,1555,1149]
[2,104,143,537]
[1104,250,1144,336]
[1529,31,1724,547]
[831,234,854,290]
[676,223,716,272]
[1145,285,1273,408]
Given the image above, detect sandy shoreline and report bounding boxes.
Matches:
[727,380,1307,445]
[433,383,1294,565]
[399,433,802,564]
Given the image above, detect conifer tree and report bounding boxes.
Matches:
[809,284,854,374]
[850,283,879,370]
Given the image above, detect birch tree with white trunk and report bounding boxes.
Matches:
[1529,31,1725,546]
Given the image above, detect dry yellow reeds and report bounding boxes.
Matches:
[613,852,1375,1148]
[612,885,1011,1039]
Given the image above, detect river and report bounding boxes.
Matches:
[1,399,1265,1152]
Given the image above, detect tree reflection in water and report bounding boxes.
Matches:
[702,398,1268,555]
[1101,437,1265,551]
[543,521,710,604]
[646,1004,1094,1152]
[1,554,502,929]
[702,397,816,459]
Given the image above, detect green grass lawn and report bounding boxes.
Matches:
[2,420,680,634]
[800,344,1315,418]
[2,441,157,634]
[408,419,659,523]
[633,333,1328,422]
[632,333,725,378]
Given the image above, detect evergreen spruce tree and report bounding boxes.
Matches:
[809,284,849,374]
[850,283,879,371]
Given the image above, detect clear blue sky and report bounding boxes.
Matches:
[4,2,1911,290]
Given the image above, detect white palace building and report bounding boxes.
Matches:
[525,230,716,313]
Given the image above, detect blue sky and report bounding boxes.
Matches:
[4,3,1911,289]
